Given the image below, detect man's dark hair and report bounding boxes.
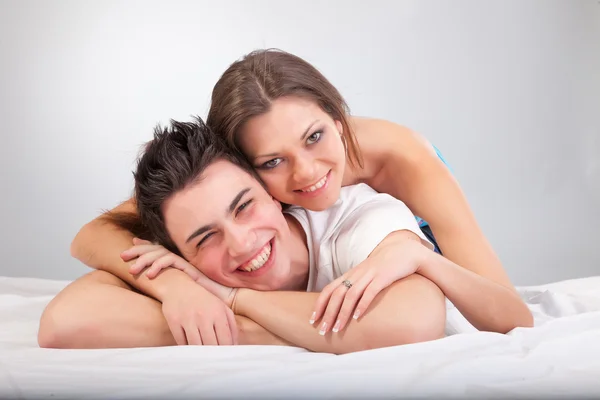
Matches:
[103,116,259,255]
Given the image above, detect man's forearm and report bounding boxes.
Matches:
[39,271,290,349]
[233,274,446,354]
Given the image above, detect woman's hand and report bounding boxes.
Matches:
[122,238,236,306]
[311,231,430,335]
[125,238,201,280]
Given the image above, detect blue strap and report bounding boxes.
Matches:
[416,144,452,227]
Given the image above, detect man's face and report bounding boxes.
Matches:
[163,159,298,291]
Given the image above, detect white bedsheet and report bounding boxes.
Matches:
[1,275,600,399]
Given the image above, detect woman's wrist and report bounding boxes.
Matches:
[416,245,441,278]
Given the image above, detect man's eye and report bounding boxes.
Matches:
[236,199,253,215]
[197,232,214,247]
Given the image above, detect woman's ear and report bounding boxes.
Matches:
[335,120,343,136]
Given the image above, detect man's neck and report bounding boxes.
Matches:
[282,214,310,291]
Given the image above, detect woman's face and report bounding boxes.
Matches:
[162,160,305,291]
[238,96,347,211]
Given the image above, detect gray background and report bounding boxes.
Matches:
[1,0,598,284]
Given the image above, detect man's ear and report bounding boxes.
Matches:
[272,196,283,211]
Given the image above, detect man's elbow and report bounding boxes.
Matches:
[374,309,445,349]
[397,315,446,345]
[354,313,444,353]
[38,288,103,349]
[357,276,447,351]
[38,315,71,349]
[38,304,87,349]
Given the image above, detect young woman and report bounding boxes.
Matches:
[203,48,532,332]
[70,49,532,340]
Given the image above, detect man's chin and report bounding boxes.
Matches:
[238,280,282,292]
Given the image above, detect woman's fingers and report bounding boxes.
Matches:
[132,237,153,246]
[353,277,389,321]
[332,275,372,333]
[317,274,361,335]
[128,248,169,274]
[310,276,345,325]
[121,244,159,262]
[144,254,179,279]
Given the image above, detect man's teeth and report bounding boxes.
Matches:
[240,243,272,272]
[301,174,327,192]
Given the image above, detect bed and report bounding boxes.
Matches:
[2,275,600,399]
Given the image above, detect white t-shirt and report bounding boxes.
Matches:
[284,183,433,292]
[285,183,476,335]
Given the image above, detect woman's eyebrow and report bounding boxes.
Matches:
[299,119,319,141]
[253,119,320,160]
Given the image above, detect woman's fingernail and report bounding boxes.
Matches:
[353,310,361,320]
[319,322,328,335]
[332,320,341,333]
[309,312,316,325]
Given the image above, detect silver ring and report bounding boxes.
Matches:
[342,279,352,289]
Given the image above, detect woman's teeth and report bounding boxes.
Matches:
[301,174,327,192]
[239,242,272,272]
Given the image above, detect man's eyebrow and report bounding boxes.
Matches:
[228,188,251,214]
[184,187,251,244]
[185,224,214,244]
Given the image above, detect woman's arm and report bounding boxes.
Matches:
[349,117,532,330]
[71,199,238,345]
[126,240,446,354]
[72,198,194,301]
[418,248,532,332]
[232,274,445,354]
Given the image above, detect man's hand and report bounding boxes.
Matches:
[161,280,238,345]
[121,238,238,344]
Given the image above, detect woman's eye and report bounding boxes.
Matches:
[262,158,282,169]
[307,131,322,144]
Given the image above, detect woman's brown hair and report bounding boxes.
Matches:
[206,49,363,169]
